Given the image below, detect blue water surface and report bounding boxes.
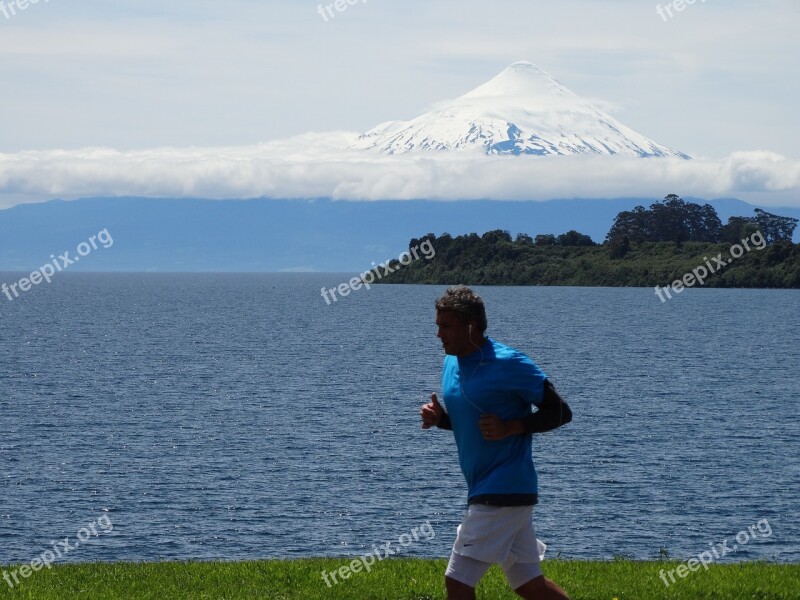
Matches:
[1,274,797,565]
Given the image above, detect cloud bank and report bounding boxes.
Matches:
[1,135,798,209]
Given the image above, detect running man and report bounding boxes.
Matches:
[420,286,572,600]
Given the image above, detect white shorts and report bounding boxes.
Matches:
[445,504,546,589]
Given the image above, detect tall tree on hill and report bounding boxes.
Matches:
[687,202,723,242]
[606,205,651,243]
[650,194,690,242]
[754,209,799,244]
[606,194,722,244]
[720,216,758,244]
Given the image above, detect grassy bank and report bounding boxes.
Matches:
[1,558,798,599]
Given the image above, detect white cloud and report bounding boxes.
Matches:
[1,138,799,209]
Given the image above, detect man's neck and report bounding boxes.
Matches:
[457,336,487,357]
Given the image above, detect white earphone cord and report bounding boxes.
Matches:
[460,325,486,415]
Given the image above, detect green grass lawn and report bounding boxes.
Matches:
[1,558,797,599]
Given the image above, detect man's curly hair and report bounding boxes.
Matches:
[435,286,488,334]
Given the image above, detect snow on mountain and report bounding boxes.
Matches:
[352,61,690,159]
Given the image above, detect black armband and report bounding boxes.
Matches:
[437,412,452,430]
[521,379,572,434]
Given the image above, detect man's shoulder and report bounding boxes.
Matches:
[488,338,532,363]
[488,339,548,391]
[488,339,545,377]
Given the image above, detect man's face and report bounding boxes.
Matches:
[436,310,471,356]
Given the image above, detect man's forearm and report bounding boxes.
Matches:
[436,412,452,430]
[503,419,526,436]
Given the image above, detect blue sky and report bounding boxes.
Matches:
[0,0,798,207]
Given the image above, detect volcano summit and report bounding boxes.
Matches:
[353,61,690,159]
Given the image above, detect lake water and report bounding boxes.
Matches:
[1,273,798,565]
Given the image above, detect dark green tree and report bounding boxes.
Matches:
[481,229,513,244]
[557,230,596,246]
[535,234,557,246]
[754,209,799,244]
[606,205,652,243]
[515,233,534,246]
[608,234,631,259]
[607,195,723,244]
[720,217,758,244]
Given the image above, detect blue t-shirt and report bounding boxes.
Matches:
[441,337,546,501]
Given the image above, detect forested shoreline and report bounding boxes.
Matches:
[380,196,800,288]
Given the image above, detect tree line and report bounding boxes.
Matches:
[389,195,800,288]
[604,194,798,258]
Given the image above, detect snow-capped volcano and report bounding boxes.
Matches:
[353,61,690,159]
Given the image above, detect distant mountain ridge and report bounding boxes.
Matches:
[2,196,798,272]
[353,61,690,158]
